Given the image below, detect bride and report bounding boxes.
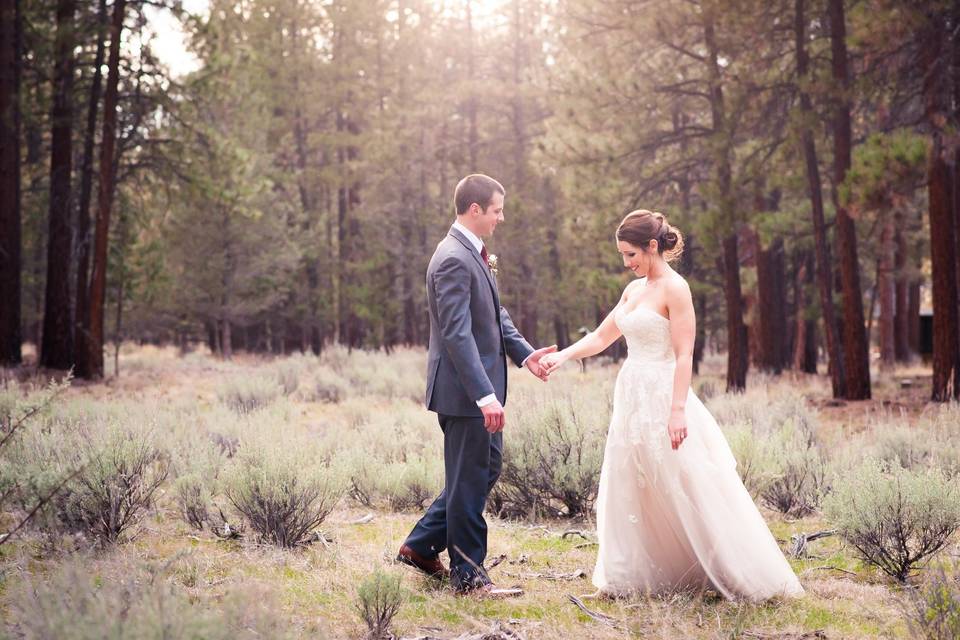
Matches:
[541,210,803,601]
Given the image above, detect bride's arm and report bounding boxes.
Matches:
[542,285,630,372]
[666,277,696,449]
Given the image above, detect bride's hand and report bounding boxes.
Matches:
[540,351,569,374]
[668,408,687,450]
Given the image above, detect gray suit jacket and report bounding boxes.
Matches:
[425,226,534,417]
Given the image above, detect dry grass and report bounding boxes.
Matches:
[0,344,945,639]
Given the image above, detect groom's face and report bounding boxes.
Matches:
[473,192,505,238]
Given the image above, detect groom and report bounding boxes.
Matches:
[397,174,556,596]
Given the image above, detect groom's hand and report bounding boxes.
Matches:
[481,400,506,433]
[525,345,558,382]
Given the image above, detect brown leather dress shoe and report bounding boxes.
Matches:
[397,544,449,579]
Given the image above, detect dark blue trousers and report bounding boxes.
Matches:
[402,414,503,590]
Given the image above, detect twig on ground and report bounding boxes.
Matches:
[505,569,587,581]
[349,513,375,525]
[800,565,856,577]
[574,542,598,549]
[742,631,828,639]
[488,554,508,570]
[561,529,592,541]
[567,594,625,629]
[790,530,836,558]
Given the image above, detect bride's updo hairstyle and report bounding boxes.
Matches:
[616,210,684,264]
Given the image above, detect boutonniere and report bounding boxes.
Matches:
[488,253,499,276]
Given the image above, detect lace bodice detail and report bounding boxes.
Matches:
[609,282,677,466]
[615,304,674,364]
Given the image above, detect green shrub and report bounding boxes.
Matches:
[274,360,302,396]
[10,410,169,545]
[380,456,442,511]
[720,395,828,517]
[354,568,406,640]
[907,562,960,640]
[174,473,210,530]
[708,387,816,438]
[309,366,351,403]
[492,393,606,519]
[824,461,960,582]
[8,559,292,639]
[217,377,281,415]
[223,439,343,547]
[60,421,169,544]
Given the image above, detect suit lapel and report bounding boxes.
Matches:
[448,226,500,309]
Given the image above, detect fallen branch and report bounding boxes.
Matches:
[561,529,592,541]
[403,621,526,640]
[349,513,375,525]
[506,569,587,581]
[800,565,856,577]
[742,631,827,639]
[567,594,624,629]
[790,530,836,558]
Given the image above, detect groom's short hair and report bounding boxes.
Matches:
[454,174,505,215]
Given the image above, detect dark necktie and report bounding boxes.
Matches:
[480,245,489,266]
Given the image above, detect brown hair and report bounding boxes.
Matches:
[454,174,505,215]
[616,209,685,263]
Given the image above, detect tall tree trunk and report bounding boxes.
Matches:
[0,0,22,365]
[74,0,108,376]
[924,11,959,400]
[756,236,785,374]
[878,211,895,369]
[40,0,77,370]
[723,234,747,390]
[81,0,125,379]
[792,250,818,373]
[893,222,911,361]
[703,2,746,391]
[828,0,871,399]
[907,279,921,355]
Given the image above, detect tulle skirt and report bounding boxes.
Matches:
[592,358,804,601]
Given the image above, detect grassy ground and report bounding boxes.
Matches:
[0,344,944,639]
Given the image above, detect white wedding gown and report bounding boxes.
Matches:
[592,290,804,600]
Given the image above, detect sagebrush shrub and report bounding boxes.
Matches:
[310,366,351,403]
[492,393,606,518]
[906,563,960,640]
[223,441,343,547]
[174,474,210,530]
[61,421,170,544]
[380,456,442,511]
[354,569,406,640]
[217,377,281,414]
[824,461,960,582]
[9,559,291,639]
[11,411,169,544]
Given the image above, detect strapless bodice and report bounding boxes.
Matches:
[615,304,674,365]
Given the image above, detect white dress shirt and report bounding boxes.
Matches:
[450,220,532,408]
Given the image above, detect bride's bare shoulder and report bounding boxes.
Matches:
[621,278,645,301]
[664,273,692,300]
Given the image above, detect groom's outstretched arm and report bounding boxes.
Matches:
[500,306,534,367]
[433,257,496,402]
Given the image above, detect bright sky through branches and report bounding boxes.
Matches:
[146,0,514,78]
[143,0,208,78]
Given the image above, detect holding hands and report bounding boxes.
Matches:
[525,344,558,381]
[540,350,570,375]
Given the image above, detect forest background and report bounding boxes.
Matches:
[2,0,960,401]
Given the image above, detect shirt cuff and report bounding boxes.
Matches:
[520,353,533,368]
[476,393,497,407]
